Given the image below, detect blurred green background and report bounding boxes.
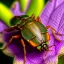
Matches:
[0,0,64,64]
[0,0,48,7]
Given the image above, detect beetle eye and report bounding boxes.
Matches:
[44,45,46,47]
[42,43,45,46]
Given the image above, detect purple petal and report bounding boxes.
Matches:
[45,55,58,64]
[40,0,56,26]
[40,0,64,63]
[0,21,7,32]
[48,2,64,41]
[58,14,64,34]
[40,0,64,26]
[55,40,64,55]
[48,2,64,31]
[41,1,64,41]
[55,0,64,8]
[11,2,25,16]
[56,14,64,41]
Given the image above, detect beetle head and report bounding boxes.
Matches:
[41,43,48,51]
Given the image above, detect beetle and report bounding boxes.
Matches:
[2,14,62,64]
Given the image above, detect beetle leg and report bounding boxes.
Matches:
[46,25,62,35]
[46,25,62,41]
[36,16,42,23]
[2,35,20,50]
[4,26,18,32]
[48,44,56,48]
[44,50,53,56]
[44,46,53,56]
[21,39,26,64]
[51,28,62,41]
[44,44,55,56]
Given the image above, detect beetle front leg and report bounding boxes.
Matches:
[4,26,18,32]
[2,35,20,50]
[20,39,26,64]
[44,45,55,57]
[44,50,53,56]
[46,25,62,35]
[44,44,55,56]
[46,25,62,41]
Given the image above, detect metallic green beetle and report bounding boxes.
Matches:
[3,14,61,64]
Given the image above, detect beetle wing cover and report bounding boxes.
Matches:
[21,26,42,46]
[21,26,34,40]
[21,21,49,47]
[35,21,47,33]
[35,22,49,42]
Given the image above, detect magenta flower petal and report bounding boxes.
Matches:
[57,14,64,41]
[40,0,64,63]
[55,0,64,8]
[40,0,56,26]
[11,2,25,16]
[48,2,64,31]
[45,55,58,64]
[55,40,64,55]
[0,21,7,32]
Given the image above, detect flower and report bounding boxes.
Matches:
[0,0,64,64]
[40,0,64,64]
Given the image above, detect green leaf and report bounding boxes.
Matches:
[26,0,45,17]
[19,0,45,17]
[58,55,64,64]
[19,0,29,12]
[0,3,14,27]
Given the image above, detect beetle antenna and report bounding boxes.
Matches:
[48,44,56,48]
[4,26,18,32]
[31,14,36,20]
[44,44,56,56]
[44,50,53,56]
